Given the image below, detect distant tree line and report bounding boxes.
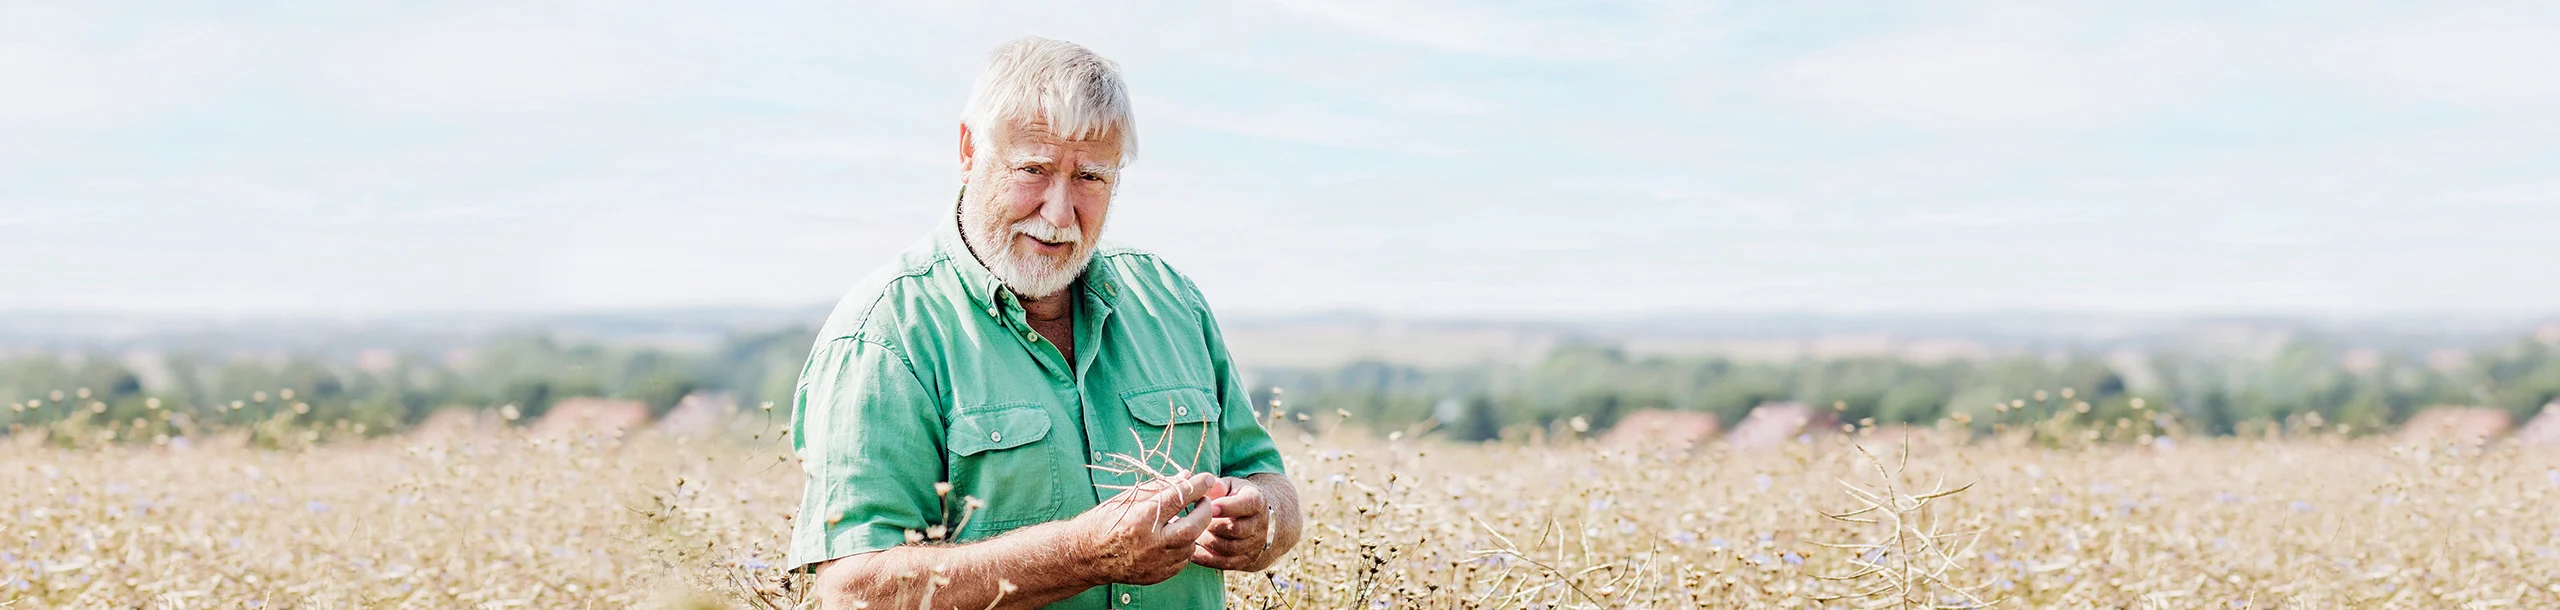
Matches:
[0,328,812,443]
[6,327,2559,443]
[1254,335,2560,441]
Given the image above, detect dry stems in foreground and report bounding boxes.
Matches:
[4,427,2559,608]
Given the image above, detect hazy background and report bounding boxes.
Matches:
[9,2,2560,441]
[11,1,2560,318]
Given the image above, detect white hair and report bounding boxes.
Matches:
[962,37,1137,161]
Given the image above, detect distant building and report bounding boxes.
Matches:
[2425,349,2470,373]
[355,348,399,374]
[656,392,740,437]
[406,408,491,442]
[1600,410,1720,449]
[2517,403,2560,446]
[1727,402,1833,450]
[1848,425,1938,452]
[2395,407,2511,445]
[532,397,651,440]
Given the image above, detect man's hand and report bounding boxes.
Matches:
[1191,474,1299,572]
[1068,472,1226,586]
[809,473,1227,610]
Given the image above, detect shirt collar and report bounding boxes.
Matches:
[937,189,1012,314]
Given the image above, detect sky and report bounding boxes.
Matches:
[6,1,2559,319]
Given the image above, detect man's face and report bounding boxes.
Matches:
[958,117,1124,300]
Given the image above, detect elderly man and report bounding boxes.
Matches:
[787,38,1302,609]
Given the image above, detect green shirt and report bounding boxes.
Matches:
[788,210,1287,610]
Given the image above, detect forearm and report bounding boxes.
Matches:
[814,521,1096,610]
[1236,472,1304,571]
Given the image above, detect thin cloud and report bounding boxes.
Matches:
[317,12,705,116]
[1256,0,1645,59]
[5,2,2559,315]
[2319,7,2560,108]
[1148,98,1475,156]
[1768,25,2233,128]
[0,16,250,127]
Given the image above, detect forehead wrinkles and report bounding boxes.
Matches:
[996,117,1123,167]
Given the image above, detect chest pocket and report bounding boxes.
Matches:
[946,403,1059,538]
[1122,385,1222,477]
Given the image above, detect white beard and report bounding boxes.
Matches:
[959,190,1096,300]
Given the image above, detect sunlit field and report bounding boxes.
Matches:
[6,422,2559,608]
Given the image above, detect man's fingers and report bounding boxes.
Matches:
[1161,490,1218,542]
[1147,472,1220,515]
[1195,527,1260,554]
[1191,544,1250,570]
[1207,487,1264,519]
[1206,514,1267,541]
[1191,544,1227,567]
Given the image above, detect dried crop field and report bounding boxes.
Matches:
[5,428,2559,608]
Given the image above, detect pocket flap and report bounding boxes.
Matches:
[1124,386,1219,426]
[950,405,1050,456]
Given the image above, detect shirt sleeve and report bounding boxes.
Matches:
[1199,304,1287,479]
[787,336,946,571]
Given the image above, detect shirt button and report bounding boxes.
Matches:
[990,431,1002,442]
[1120,593,1132,604]
[1025,331,1040,342]
[1092,451,1105,461]
[986,308,998,318]
[1175,405,1188,416]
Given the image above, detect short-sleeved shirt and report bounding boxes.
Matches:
[787,205,1287,610]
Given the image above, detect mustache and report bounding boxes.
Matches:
[1011,219,1082,244]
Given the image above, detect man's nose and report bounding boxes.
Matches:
[1037,175,1076,228]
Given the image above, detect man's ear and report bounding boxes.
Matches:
[957,122,977,179]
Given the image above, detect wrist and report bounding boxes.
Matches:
[1026,519,1111,588]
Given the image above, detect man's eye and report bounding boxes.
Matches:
[1078,172,1105,182]
[1018,165,1044,175]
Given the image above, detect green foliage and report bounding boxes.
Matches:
[1,327,821,440]
[1260,334,2560,441]
[9,326,2560,445]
